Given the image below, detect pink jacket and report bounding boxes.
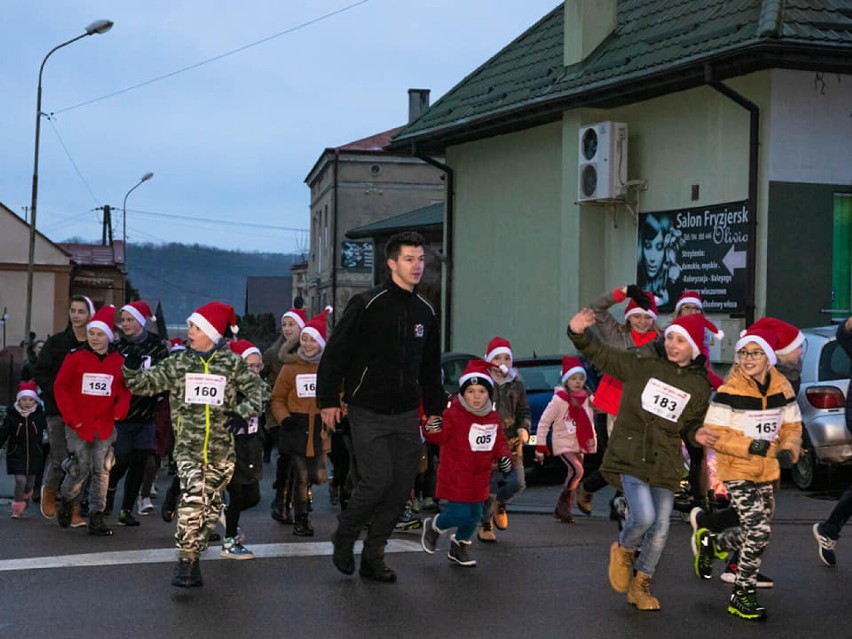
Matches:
[535,387,597,455]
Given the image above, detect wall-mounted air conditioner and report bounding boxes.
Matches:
[578,121,628,202]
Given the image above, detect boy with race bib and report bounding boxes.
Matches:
[567,309,713,611]
[420,360,512,567]
[270,308,333,537]
[122,301,264,587]
[693,327,801,622]
[54,305,131,536]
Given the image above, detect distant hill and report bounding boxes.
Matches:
[126,242,299,324]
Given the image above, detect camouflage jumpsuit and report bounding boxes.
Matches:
[124,343,264,560]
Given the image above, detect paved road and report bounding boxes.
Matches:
[0,462,848,638]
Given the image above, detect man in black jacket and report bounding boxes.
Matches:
[34,295,94,522]
[317,231,444,582]
[108,302,169,526]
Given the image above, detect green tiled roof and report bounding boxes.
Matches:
[346,202,444,239]
[391,0,852,153]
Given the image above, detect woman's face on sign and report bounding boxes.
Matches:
[642,230,665,278]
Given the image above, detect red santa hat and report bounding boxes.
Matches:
[302,306,332,350]
[746,317,803,356]
[736,328,779,366]
[81,295,96,317]
[169,338,186,352]
[16,380,39,402]
[281,307,307,330]
[625,291,660,320]
[561,356,586,383]
[485,336,513,363]
[674,290,703,313]
[229,339,262,360]
[120,300,154,328]
[665,313,724,360]
[459,359,496,398]
[187,301,239,343]
[87,305,117,341]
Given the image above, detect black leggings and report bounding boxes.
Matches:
[225,481,261,538]
[109,449,150,511]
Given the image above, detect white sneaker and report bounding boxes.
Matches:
[138,497,155,515]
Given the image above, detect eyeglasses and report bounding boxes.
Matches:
[737,349,766,360]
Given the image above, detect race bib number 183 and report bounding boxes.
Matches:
[640,378,691,423]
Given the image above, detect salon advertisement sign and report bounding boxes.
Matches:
[635,201,749,313]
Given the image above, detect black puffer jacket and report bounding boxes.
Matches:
[116,330,169,423]
[0,404,48,476]
[33,325,87,416]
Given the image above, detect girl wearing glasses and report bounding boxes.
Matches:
[693,328,802,622]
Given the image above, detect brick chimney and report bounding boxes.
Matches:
[408,88,431,123]
[564,0,617,67]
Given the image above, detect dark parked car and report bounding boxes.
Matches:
[791,326,852,490]
[440,352,477,396]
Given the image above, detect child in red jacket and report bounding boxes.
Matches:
[54,305,131,536]
[421,360,512,567]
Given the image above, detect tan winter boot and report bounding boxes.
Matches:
[627,571,661,610]
[40,486,57,519]
[608,542,635,593]
[477,521,496,543]
[70,504,88,528]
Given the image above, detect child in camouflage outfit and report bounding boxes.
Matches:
[123,302,264,587]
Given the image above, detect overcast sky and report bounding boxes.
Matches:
[1,1,558,254]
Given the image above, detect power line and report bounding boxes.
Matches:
[52,0,372,115]
[45,116,100,204]
[127,208,307,232]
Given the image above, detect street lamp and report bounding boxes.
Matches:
[24,19,114,346]
[122,171,154,302]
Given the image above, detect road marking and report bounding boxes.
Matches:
[0,539,422,573]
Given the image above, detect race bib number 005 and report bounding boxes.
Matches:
[184,373,226,406]
[741,410,782,441]
[295,373,317,398]
[468,422,498,452]
[640,378,691,423]
[82,373,113,397]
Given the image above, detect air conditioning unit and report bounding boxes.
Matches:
[578,121,628,202]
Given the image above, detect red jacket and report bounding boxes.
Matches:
[426,397,511,503]
[54,347,131,443]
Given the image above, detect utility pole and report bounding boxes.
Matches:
[98,204,113,246]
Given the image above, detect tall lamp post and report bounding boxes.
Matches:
[24,19,114,346]
[122,171,154,302]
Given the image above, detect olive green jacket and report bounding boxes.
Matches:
[124,343,265,465]
[569,328,712,492]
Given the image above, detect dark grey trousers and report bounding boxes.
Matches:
[334,405,421,561]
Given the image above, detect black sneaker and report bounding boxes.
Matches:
[292,514,314,537]
[118,510,140,527]
[57,498,73,528]
[87,512,114,536]
[813,523,838,567]
[728,586,767,621]
[448,535,476,567]
[720,561,774,588]
[421,517,440,554]
[172,559,202,587]
[331,532,355,575]
[694,528,716,579]
[395,506,422,531]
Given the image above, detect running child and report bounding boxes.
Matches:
[421,360,513,567]
[0,381,48,518]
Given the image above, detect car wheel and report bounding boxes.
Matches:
[792,430,822,491]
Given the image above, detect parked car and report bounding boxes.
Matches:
[791,326,852,490]
[440,352,477,397]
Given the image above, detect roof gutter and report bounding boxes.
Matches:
[414,151,454,351]
[704,63,758,326]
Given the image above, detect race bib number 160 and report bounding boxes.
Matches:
[184,373,226,406]
[640,378,691,423]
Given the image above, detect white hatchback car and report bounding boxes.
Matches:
[791,326,852,490]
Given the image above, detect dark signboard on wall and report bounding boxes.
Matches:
[636,201,749,313]
[341,241,373,270]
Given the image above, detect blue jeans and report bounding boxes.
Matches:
[619,474,674,577]
[436,501,484,541]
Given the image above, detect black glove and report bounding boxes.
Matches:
[776,449,794,469]
[625,284,651,310]
[123,352,143,370]
[748,438,770,457]
[225,411,242,435]
[498,456,513,476]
